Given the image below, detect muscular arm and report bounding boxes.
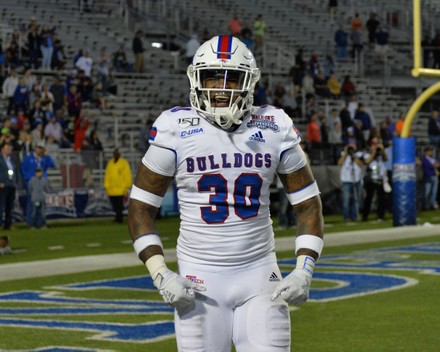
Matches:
[128,163,173,263]
[277,164,324,260]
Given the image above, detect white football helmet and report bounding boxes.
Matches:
[187,35,260,129]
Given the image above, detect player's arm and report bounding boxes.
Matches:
[272,163,324,306]
[128,163,171,263]
[128,147,205,310]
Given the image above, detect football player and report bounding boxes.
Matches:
[128,35,324,352]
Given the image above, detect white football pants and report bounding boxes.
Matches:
[175,253,291,352]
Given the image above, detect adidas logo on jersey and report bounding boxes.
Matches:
[249,131,265,143]
[269,272,280,282]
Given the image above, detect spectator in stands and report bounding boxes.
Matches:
[104,148,132,223]
[28,167,52,229]
[28,100,45,128]
[50,76,67,112]
[28,83,42,108]
[132,30,146,73]
[288,60,305,94]
[327,72,341,98]
[17,119,33,161]
[302,71,315,97]
[13,78,30,114]
[341,75,356,97]
[350,27,363,59]
[112,46,131,73]
[375,26,390,61]
[338,144,363,223]
[201,28,211,43]
[2,69,18,116]
[323,55,335,79]
[96,46,111,90]
[67,84,82,118]
[40,24,55,70]
[44,115,63,144]
[328,120,342,144]
[253,14,266,52]
[366,12,380,48]
[27,24,40,69]
[40,84,55,113]
[354,103,372,141]
[20,143,56,226]
[0,141,18,230]
[313,71,330,98]
[428,110,440,147]
[362,143,388,221]
[351,13,363,31]
[334,25,349,60]
[73,48,83,67]
[339,103,353,132]
[73,113,90,152]
[31,122,44,150]
[379,120,393,147]
[394,112,408,136]
[240,27,254,51]
[185,34,201,65]
[422,146,440,210]
[52,37,66,70]
[5,41,20,68]
[88,129,103,152]
[227,15,242,37]
[23,69,37,92]
[306,113,321,144]
[347,94,358,119]
[75,50,93,77]
[308,52,320,78]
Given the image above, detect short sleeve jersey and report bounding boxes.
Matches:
[148,105,300,266]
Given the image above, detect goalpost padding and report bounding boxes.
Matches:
[392,137,417,226]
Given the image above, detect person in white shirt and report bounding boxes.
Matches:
[337,144,363,222]
[75,50,93,77]
[128,36,324,351]
[2,70,18,115]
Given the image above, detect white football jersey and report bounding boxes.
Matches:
[148,105,300,266]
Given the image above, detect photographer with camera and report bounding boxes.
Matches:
[338,144,364,223]
[362,143,388,221]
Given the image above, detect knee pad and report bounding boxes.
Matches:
[234,294,291,352]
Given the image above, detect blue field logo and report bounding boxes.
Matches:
[0,243,439,348]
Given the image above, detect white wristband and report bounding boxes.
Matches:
[133,233,163,257]
[296,255,315,278]
[295,234,324,258]
[130,184,164,208]
[145,254,167,280]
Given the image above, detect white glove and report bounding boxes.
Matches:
[153,268,206,310]
[271,255,315,306]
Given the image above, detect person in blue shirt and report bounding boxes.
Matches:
[422,146,440,210]
[20,144,55,225]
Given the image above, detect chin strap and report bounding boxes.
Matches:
[202,96,245,130]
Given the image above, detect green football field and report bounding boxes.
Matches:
[0,214,440,351]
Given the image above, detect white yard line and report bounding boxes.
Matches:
[0,224,439,282]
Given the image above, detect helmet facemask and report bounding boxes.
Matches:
[187,36,260,130]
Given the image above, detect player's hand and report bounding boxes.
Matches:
[271,269,312,306]
[153,268,206,310]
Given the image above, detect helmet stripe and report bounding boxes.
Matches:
[217,35,232,59]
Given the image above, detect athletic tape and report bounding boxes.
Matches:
[130,184,164,208]
[286,181,320,205]
[295,234,324,257]
[133,233,163,257]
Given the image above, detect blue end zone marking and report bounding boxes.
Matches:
[59,275,155,291]
[0,318,175,342]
